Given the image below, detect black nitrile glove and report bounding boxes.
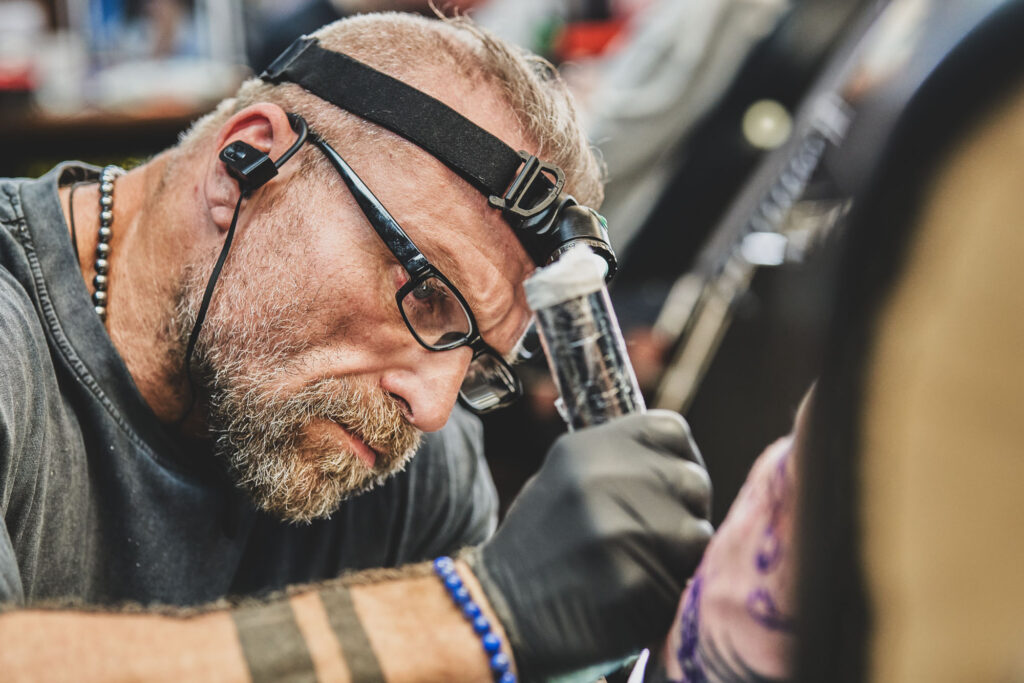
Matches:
[465,410,713,680]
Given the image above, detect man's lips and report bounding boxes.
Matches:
[325,419,379,469]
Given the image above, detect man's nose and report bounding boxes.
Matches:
[379,346,473,433]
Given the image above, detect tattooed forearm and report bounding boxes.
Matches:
[0,560,504,683]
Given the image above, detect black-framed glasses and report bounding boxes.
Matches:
[308,133,523,414]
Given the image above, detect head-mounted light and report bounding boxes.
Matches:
[260,36,616,279]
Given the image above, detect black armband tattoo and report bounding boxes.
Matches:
[319,585,386,682]
[232,600,317,683]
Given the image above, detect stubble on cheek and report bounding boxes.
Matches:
[170,189,422,523]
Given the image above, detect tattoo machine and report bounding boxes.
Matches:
[524,247,646,430]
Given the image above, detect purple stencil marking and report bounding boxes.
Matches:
[754,532,782,573]
[747,447,796,632]
[754,449,793,575]
[746,587,796,632]
[676,573,709,683]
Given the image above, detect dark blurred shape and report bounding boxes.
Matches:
[484,1,881,520]
[612,0,873,280]
[599,0,874,526]
[248,0,344,73]
[636,0,885,524]
[794,1,1024,680]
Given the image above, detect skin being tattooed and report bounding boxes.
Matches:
[661,433,800,683]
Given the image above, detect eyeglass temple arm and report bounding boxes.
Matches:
[308,134,429,276]
[278,114,310,168]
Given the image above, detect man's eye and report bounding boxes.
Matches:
[413,280,442,301]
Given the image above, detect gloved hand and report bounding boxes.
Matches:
[465,410,713,680]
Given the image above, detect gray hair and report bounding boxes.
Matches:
[177,12,604,207]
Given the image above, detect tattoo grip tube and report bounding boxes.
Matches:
[524,247,645,430]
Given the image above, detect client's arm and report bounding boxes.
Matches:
[656,394,810,683]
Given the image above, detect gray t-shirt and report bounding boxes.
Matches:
[0,164,497,607]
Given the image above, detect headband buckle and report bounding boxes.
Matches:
[488,151,566,220]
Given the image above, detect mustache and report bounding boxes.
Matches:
[283,376,422,468]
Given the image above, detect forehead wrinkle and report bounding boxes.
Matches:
[422,221,533,359]
[434,239,518,322]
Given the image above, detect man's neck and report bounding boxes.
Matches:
[59,155,200,428]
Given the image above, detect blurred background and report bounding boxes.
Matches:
[0,0,875,524]
[8,3,1024,679]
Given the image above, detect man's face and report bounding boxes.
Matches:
[179,138,534,523]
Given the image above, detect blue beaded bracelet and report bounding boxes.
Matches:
[433,556,517,683]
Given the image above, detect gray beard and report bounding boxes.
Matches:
[172,261,421,525]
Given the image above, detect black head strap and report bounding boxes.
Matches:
[260,37,564,231]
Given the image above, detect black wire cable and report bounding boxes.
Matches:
[178,193,244,424]
[176,114,309,425]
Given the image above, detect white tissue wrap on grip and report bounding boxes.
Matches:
[525,246,645,430]
[523,247,608,310]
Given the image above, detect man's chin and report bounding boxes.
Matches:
[241,458,377,524]
[234,435,418,525]
[203,374,423,524]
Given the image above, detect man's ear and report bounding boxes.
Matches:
[205,103,298,232]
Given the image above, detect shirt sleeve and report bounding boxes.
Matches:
[0,523,24,605]
[0,269,42,606]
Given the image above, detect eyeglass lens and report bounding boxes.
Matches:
[460,352,519,412]
[399,275,518,412]
[400,275,473,348]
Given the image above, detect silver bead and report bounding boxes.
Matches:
[94,165,121,325]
